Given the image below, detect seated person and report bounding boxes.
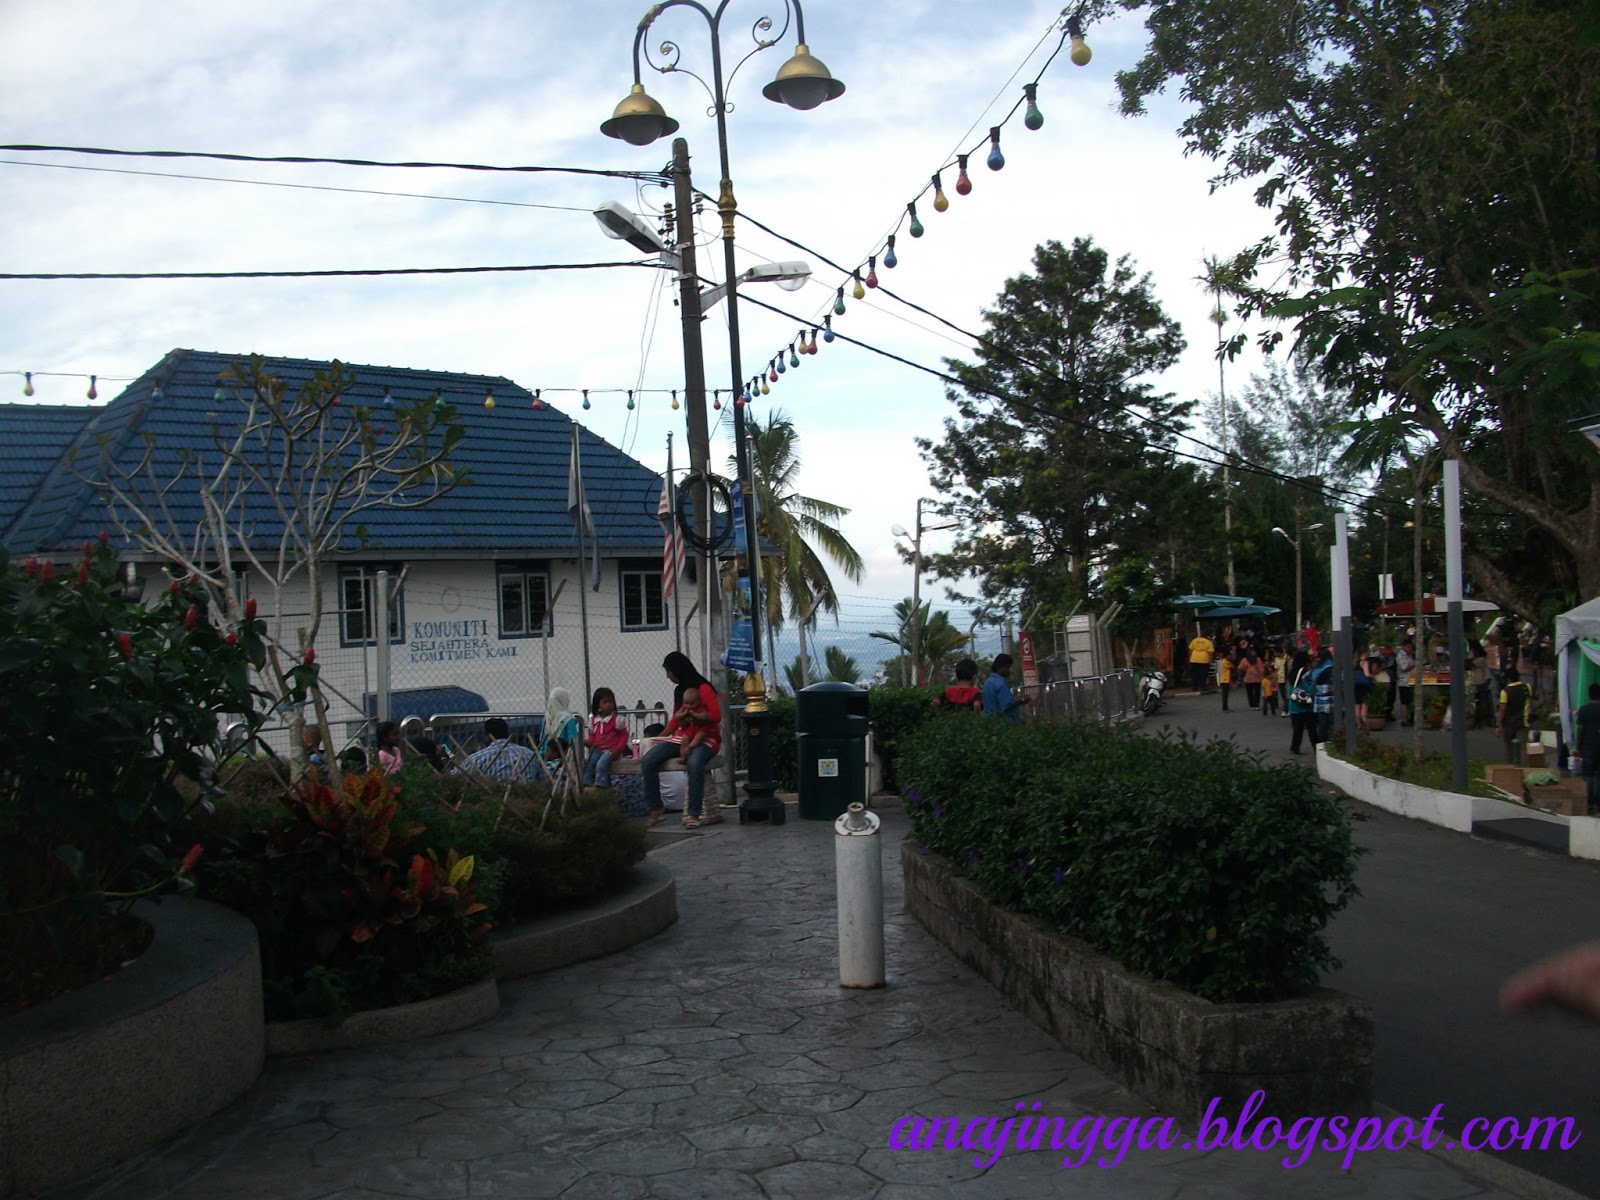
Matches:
[642,687,721,829]
[409,735,450,773]
[375,720,404,774]
[338,745,370,775]
[582,687,632,790]
[452,717,539,783]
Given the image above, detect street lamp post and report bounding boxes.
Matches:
[602,0,844,823]
[1272,516,1324,636]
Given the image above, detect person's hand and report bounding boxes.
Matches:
[1502,943,1600,1022]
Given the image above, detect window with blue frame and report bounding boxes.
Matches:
[498,563,551,638]
[338,565,405,646]
[619,559,666,631]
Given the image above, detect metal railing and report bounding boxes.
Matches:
[1027,669,1140,726]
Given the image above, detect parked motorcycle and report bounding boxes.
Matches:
[1139,669,1168,716]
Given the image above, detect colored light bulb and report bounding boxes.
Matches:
[777,354,787,374]
[382,389,395,408]
[713,391,722,410]
[87,375,98,400]
[532,389,543,409]
[152,385,163,400]
[1068,18,1092,66]
[823,317,835,343]
[808,329,818,354]
[582,390,591,410]
[956,154,973,195]
[908,202,924,238]
[671,390,680,410]
[214,387,226,403]
[626,390,635,411]
[736,391,747,408]
[1023,84,1044,130]
[987,127,1005,170]
[760,378,770,395]
[834,288,846,316]
[884,235,897,269]
[932,173,949,212]
[852,271,865,300]
[770,364,779,382]
[22,372,34,397]
[790,345,800,368]
[866,257,879,288]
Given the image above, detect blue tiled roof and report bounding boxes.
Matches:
[0,404,97,539]
[1,349,669,559]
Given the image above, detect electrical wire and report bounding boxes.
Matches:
[0,262,664,281]
[0,143,668,183]
[0,158,605,212]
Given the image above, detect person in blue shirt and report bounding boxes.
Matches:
[982,653,1032,722]
[1312,647,1336,743]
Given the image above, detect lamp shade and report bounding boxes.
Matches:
[600,83,679,145]
[761,44,845,111]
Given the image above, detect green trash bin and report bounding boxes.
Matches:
[797,681,869,821]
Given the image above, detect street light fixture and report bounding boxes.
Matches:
[602,0,844,825]
[1272,520,1324,635]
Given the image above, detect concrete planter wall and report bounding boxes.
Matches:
[0,900,263,1198]
[267,978,499,1056]
[492,856,676,979]
[902,844,1373,1124]
[1316,748,1473,832]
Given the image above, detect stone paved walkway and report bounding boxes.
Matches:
[58,810,1520,1200]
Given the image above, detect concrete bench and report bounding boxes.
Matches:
[609,754,725,776]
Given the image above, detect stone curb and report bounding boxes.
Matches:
[266,978,500,1057]
[0,899,263,1197]
[491,856,677,980]
[902,841,1374,1125]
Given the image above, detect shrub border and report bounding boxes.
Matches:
[902,842,1374,1124]
[0,899,264,1197]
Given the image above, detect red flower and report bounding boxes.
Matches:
[179,844,204,873]
[81,541,93,559]
[184,605,198,630]
[78,560,90,586]
[225,632,238,646]
[245,597,257,621]
[40,560,55,583]
[98,530,109,545]
[118,633,133,660]
[23,556,38,578]
[304,646,316,664]
[169,578,181,597]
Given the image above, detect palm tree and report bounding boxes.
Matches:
[869,598,971,684]
[783,644,862,692]
[728,411,865,641]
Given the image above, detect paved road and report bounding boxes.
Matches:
[1148,689,1600,1198]
[56,804,1523,1200]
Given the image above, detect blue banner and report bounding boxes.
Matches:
[722,618,755,672]
[731,479,747,556]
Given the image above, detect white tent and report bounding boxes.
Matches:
[1555,596,1600,748]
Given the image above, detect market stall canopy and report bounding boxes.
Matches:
[1172,594,1254,609]
[1555,595,1600,749]
[1373,595,1498,616]
[1196,604,1282,619]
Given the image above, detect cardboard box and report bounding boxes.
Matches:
[1486,763,1529,794]
[1524,743,1547,769]
[1525,778,1589,817]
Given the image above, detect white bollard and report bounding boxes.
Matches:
[835,802,884,988]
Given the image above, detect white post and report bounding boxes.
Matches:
[1444,459,1468,790]
[835,803,884,988]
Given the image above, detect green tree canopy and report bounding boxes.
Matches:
[919,237,1190,614]
[1107,0,1600,607]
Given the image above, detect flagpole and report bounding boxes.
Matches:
[667,433,682,652]
[570,423,593,705]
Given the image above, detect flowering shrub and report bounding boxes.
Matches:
[197,769,491,1020]
[897,718,1363,1003]
[1,541,271,1009]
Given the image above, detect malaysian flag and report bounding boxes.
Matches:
[657,475,686,602]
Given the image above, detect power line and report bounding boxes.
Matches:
[0,261,663,281]
[0,143,668,182]
[0,158,603,212]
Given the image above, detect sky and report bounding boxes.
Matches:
[0,0,1279,674]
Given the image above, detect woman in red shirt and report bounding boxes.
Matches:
[644,653,723,828]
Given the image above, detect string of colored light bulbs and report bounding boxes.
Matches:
[720,12,1094,411]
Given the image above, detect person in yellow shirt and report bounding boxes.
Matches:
[1217,649,1235,711]
[1187,631,1215,693]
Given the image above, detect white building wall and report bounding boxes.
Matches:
[244,557,716,749]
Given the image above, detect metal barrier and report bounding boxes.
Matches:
[1027,669,1140,726]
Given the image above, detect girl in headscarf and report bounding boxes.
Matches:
[543,687,581,765]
